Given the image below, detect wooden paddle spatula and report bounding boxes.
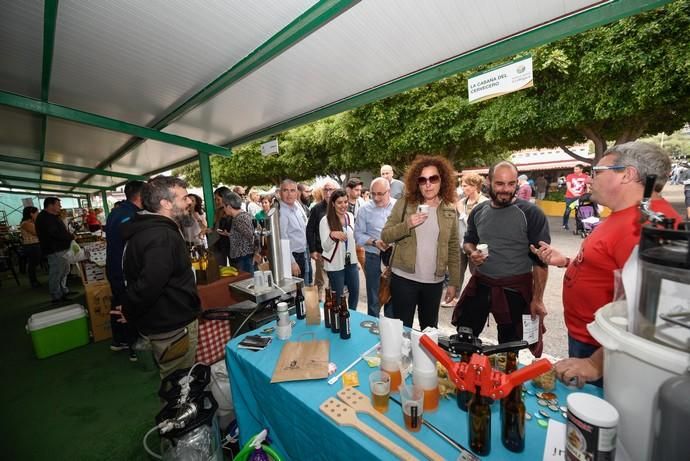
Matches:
[320,397,416,460]
[337,387,444,461]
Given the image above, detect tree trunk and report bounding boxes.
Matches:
[545,135,594,164]
[577,126,607,163]
[614,120,648,146]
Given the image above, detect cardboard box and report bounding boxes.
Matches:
[79,260,106,285]
[84,280,113,342]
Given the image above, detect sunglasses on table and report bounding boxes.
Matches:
[417,174,441,186]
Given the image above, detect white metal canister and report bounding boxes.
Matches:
[566,393,619,461]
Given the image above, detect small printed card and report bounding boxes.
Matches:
[543,419,566,461]
[522,314,539,344]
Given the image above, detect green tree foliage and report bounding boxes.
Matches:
[475,0,690,163]
[176,0,690,186]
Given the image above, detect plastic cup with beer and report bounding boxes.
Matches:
[369,371,391,413]
[400,384,425,432]
[413,368,440,412]
[380,355,402,393]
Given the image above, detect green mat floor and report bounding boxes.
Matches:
[0,270,162,460]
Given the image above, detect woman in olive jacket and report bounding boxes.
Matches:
[381,155,460,329]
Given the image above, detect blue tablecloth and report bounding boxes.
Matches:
[226,310,603,460]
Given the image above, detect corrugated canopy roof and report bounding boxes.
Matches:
[0,0,671,196]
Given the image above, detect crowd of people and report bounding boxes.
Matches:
[16,141,684,388]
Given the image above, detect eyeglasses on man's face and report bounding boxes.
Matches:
[592,165,626,177]
[417,174,441,186]
[370,191,388,197]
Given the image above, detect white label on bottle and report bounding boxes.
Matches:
[522,315,539,344]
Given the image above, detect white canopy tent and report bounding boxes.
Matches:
[0,0,671,208]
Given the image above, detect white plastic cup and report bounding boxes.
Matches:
[476,243,489,256]
[253,271,266,290]
[417,204,430,214]
[381,355,402,369]
[413,368,438,389]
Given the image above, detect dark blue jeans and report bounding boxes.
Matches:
[230,254,253,274]
[326,263,359,310]
[364,252,393,318]
[562,197,578,228]
[292,250,312,285]
[568,335,603,388]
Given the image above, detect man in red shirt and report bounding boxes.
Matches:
[531,142,681,387]
[562,164,590,230]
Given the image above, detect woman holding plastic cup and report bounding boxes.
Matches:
[381,155,461,329]
[452,173,489,298]
[320,190,359,310]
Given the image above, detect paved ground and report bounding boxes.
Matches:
[349,184,688,360]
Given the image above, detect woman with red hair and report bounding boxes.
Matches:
[381,155,460,329]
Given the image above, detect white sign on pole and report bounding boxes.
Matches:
[468,56,533,103]
[261,139,279,156]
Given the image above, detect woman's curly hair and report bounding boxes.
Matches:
[403,155,457,205]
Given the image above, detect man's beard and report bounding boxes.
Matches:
[489,185,516,208]
[171,203,190,225]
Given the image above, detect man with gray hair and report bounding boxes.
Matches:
[279,179,310,281]
[380,164,405,199]
[532,142,681,387]
[355,177,396,317]
[118,176,201,380]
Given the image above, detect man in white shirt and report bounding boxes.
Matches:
[279,179,310,282]
[355,177,396,317]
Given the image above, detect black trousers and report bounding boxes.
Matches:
[23,244,41,284]
[390,273,443,330]
[110,282,137,347]
[454,283,527,343]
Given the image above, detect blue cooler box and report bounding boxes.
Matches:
[26,304,89,359]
